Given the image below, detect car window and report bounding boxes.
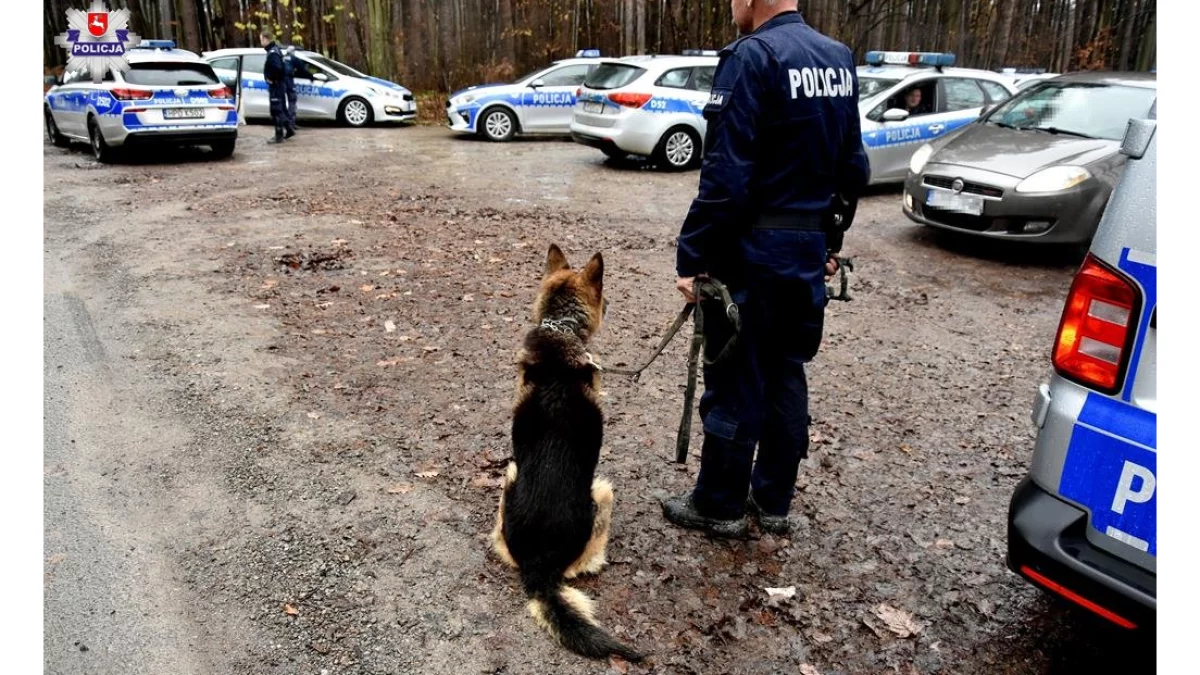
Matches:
[656,68,692,89]
[292,58,320,80]
[122,62,220,86]
[940,78,987,112]
[241,54,266,74]
[873,79,936,120]
[540,64,593,87]
[307,55,365,78]
[691,66,715,92]
[209,57,238,72]
[62,68,89,84]
[987,82,1157,140]
[978,80,1012,102]
[583,63,647,90]
[858,76,901,100]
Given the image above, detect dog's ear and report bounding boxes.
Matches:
[545,244,570,277]
[583,252,604,291]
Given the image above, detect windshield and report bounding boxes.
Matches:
[306,55,366,78]
[985,82,1157,140]
[583,63,646,90]
[511,66,550,85]
[123,62,219,86]
[858,76,901,100]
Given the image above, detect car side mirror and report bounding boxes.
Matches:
[881,108,910,122]
[312,72,328,82]
[530,78,545,89]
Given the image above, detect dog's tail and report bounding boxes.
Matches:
[523,569,643,662]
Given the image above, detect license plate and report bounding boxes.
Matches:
[582,101,604,114]
[163,108,205,120]
[926,189,983,216]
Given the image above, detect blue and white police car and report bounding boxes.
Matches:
[445,50,606,142]
[569,52,719,170]
[202,47,416,127]
[44,40,238,162]
[857,51,1019,184]
[1006,106,1156,632]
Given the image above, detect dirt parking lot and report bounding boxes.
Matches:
[44,121,1152,674]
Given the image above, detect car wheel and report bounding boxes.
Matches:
[338,96,373,127]
[45,108,69,148]
[88,117,118,163]
[210,138,236,159]
[655,126,701,171]
[479,107,517,142]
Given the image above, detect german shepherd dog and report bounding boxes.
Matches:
[490,244,643,662]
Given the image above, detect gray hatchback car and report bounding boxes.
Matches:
[1006,104,1156,632]
[903,72,1156,250]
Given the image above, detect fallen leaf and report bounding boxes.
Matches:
[422,345,440,353]
[283,603,299,616]
[386,484,413,494]
[361,284,375,292]
[306,412,321,419]
[384,320,396,333]
[254,304,271,309]
[800,665,822,675]
[934,539,955,549]
[873,603,922,638]
[415,470,439,479]
[764,586,796,607]
[462,293,474,302]
[470,474,499,488]
[812,631,834,644]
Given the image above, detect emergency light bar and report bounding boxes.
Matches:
[682,49,719,56]
[864,51,955,68]
[576,49,601,58]
[133,39,177,50]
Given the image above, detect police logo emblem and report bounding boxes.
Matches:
[54,1,142,84]
[952,178,965,194]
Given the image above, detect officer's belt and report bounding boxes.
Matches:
[751,212,825,231]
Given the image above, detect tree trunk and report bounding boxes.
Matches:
[157,0,174,41]
[177,0,202,52]
[636,0,646,54]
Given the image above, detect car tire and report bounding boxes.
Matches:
[210,138,236,159]
[338,96,373,127]
[654,126,701,171]
[478,107,517,142]
[88,117,118,163]
[45,107,69,148]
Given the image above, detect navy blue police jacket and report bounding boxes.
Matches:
[676,11,869,303]
[282,50,297,93]
[264,43,285,87]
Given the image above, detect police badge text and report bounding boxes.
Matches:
[788,68,854,99]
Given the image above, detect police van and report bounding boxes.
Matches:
[857,51,1019,184]
[445,50,606,142]
[569,52,719,170]
[1006,105,1157,632]
[44,40,238,162]
[202,47,416,127]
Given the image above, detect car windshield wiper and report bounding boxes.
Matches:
[1033,126,1095,139]
[990,121,1020,130]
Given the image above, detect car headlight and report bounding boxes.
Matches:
[909,143,934,174]
[1015,166,1091,193]
[453,94,476,106]
[366,86,400,98]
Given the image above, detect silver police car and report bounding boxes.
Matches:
[857,51,1021,184]
[44,40,238,162]
[1007,104,1156,632]
[203,47,416,126]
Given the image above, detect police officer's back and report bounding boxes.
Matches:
[664,1,869,538]
[259,31,287,143]
[282,45,299,138]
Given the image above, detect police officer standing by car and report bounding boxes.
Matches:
[260,31,287,144]
[282,45,299,139]
[662,0,870,538]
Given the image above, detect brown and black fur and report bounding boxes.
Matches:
[490,244,642,662]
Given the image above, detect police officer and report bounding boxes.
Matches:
[260,31,287,144]
[662,0,870,538]
[282,45,299,139]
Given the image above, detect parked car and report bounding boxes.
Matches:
[202,48,416,127]
[1006,102,1156,632]
[902,72,1157,250]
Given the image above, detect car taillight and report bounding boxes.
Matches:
[1052,254,1140,393]
[209,86,233,99]
[575,88,581,97]
[111,88,152,101]
[608,92,652,108]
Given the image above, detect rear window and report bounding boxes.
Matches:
[123,62,219,86]
[584,63,646,90]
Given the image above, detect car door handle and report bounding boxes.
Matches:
[928,124,945,133]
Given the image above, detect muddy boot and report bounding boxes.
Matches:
[747,492,793,536]
[268,126,285,144]
[662,494,749,539]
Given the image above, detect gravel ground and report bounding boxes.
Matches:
[44,121,1154,674]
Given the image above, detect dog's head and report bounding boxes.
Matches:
[533,244,606,340]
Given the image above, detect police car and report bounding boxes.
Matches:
[1006,105,1156,631]
[445,50,606,142]
[44,40,238,162]
[569,52,720,170]
[202,48,416,127]
[857,51,1019,184]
